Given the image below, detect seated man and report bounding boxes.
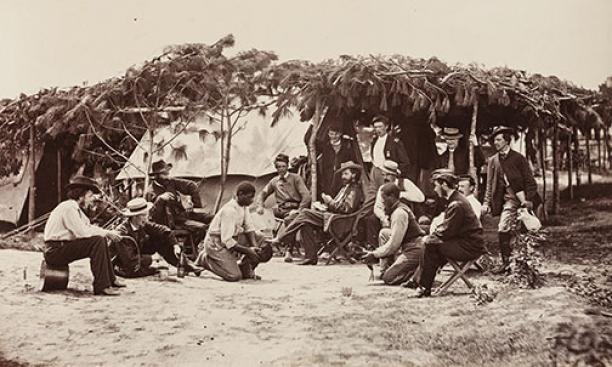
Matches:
[415,171,486,298]
[196,182,272,282]
[367,160,424,247]
[256,153,311,220]
[114,198,203,277]
[362,183,425,285]
[457,174,482,219]
[43,176,124,296]
[147,159,212,244]
[269,161,364,265]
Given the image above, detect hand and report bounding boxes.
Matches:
[246,248,261,263]
[105,230,122,242]
[481,203,490,216]
[361,251,378,264]
[321,194,332,204]
[256,206,265,215]
[522,200,534,210]
[158,192,175,201]
[173,244,182,258]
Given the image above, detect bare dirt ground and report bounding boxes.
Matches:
[1,186,611,366]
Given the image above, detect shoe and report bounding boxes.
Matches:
[111,280,127,288]
[184,259,205,276]
[284,253,293,263]
[414,287,431,298]
[296,258,317,266]
[94,287,121,296]
[401,279,418,289]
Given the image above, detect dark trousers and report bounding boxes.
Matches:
[44,236,116,293]
[278,209,324,261]
[419,234,484,290]
[366,213,382,246]
[141,237,179,267]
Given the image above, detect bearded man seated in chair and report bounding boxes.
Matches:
[268,161,364,265]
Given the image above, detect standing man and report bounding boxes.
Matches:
[457,174,482,220]
[269,161,364,265]
[114,197,203,277]
[481,127,540,274]
[362,183,425,285]
[256,153,311,220]
[316,121,358,198]
[367,160,424,247]
[415,171,486,298]
[369,116,411,198]
[43,176,124,296]
[196,182,272,282]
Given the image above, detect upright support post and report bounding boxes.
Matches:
[596,128,602,170]
[28,124,37,227]
[586,128,592,184]
[567,133,573,200]
[552,124,559,214]
[468,99,479,193]
[538,129,548,220]
[573,128,581,188]
[56,148,62,203]
[309,100,324,203]
[143,129,154,199]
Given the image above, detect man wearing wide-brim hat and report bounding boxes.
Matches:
[114,198,204,277]
[268,161,364,265]
[43,176,125,296]
[433,127,485,176]
[413,169,485,298]
[146,159,212,243]
[481,126,541,274]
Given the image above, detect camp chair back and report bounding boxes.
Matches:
[320,198,375,265]
[434,257,479,296]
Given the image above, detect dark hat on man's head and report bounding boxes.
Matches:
[490,126,515,140]
[65,175,101,193]
[149,159,173,176]
[335,161,362,175]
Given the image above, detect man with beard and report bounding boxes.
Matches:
[362,183,425,285]
[481,127,540,274]
[366,160,424,247]
[415,170,485,298]
[114,197,203,277]
[43,176,124,296]
[196,182,272,282]
[268,161,364,265]
[314,121,357,199]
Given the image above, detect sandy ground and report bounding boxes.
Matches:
[0,247,605,367]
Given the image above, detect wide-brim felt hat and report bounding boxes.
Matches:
[65,175,101,193]
[335,161,363,175]
[149,159,173,175]
[121,197,153,217]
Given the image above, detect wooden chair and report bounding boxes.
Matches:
[434,257,479,296]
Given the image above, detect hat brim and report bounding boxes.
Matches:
[121,202,153,217]
[149,163,173,175]
[335,164,363,175]
[441,133,463,140]
[65,183,101,194]
[380,167,401,176]
[490,127,515,138]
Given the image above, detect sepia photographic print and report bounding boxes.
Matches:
[0,1,611,366]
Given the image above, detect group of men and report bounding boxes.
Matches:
[42,116,538,297]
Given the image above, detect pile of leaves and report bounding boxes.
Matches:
[505,230,547,289]
[566,274,612,309]
[471,284,498,306]
[549,321,612,366]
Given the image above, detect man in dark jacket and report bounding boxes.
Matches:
[368,115,411,198]
[415,169,485,298]
[315,122,358,199]
[115,198,203,277]
[481,127,540,274]
[269,161,364,265]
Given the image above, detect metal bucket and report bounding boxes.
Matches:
[39,260,69,291]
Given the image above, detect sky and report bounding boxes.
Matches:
[1,0,610,99]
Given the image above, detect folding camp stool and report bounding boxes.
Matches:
[434,257,478,296]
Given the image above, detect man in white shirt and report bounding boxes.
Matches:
[366,160,424,246]
[43,176,124,296]
[457,174,482,220]
[196,182,272,281]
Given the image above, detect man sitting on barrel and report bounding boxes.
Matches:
[113,197,203,277]
[195,182,273,282]
[43,176,125,296]
[414,170,485,298]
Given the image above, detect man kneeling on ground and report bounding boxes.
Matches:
[362,183,425,285]
[43,176,125,296]
[114,197,203,277]
[196,182,272,281]
[415,170,485,298]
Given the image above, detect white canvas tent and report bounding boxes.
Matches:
[116,110,309,231]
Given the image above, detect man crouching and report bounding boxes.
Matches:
[196,182,272,281]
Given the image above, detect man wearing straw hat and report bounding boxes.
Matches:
[268,161,364,265]
[114,197,204,277]
[414,170,485,298]
[43,176,125,296]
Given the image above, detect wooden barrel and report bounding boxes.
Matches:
[39,260,69,291]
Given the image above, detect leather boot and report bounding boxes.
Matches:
[492,232,512,275]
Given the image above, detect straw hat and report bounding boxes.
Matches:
[380,160,401,176]
[121,197,153,217]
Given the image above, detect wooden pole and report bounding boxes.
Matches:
[573,128,581,188]
[143,129,154,198]
[552,123,559,214]
[468,99,478,193]
[309,99,323,203]
[605,128,610,171]
[28,124,36,227]
[56,148,62,202]
[538,129,548,220]
[567,133,573,200]
[597,128,602,171]
[586,128,592,184]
